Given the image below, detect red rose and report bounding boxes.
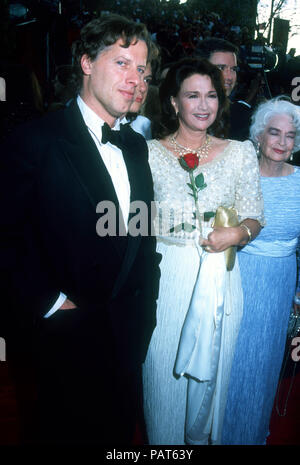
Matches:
[179,152,199,171]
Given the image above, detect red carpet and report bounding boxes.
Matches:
[267,371,300,445]
[0,355,299,445]
[0,363,20,444]
[267,340,300,446]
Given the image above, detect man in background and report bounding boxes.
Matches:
[195,37,261,140]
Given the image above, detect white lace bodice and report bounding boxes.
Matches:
[148,139,265,243]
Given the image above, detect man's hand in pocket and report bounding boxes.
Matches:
[60,299,77,310]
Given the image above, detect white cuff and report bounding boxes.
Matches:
[237,100,251,109]
[43,292,67,318]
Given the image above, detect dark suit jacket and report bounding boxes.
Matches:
[229,101,252,141]
[0,100,160,370]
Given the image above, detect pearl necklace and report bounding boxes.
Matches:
[169,133,212,160]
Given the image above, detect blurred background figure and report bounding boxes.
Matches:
[125,62,154,140]
[195,38,239,98]
[47,65,78,112]
[141,83,161,140]
[195,37,263,141]
[125,42,161,140]
[0,63,44,141]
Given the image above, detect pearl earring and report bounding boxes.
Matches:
[290,153,294,161]
[256,142,261,157]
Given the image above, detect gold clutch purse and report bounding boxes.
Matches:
[212,206,239,271]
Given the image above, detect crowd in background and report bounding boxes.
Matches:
[1,0,300,137]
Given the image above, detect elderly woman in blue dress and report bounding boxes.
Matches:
[222,96,300,445]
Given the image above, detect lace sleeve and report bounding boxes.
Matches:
[234,140,265,226]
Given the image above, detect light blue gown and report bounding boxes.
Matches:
[222,167,300,445]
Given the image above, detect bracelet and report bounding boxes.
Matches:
[239,223,252,244]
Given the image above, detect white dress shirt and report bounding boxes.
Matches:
[44,96,131,318]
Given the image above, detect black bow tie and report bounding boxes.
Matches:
[101,122,124,149]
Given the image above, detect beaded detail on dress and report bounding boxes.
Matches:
[148,139,265,245]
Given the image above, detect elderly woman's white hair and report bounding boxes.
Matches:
[249,96,300,153]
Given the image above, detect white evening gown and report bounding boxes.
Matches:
[142,140,265,445]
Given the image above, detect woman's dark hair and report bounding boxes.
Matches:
[71,14,154,92]
[155,57,229,139]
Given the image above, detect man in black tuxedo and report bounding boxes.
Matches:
[0,15,160,445]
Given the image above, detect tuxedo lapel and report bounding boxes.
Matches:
[110,125,152,299]
[59,101,127,255]
[61,102,117,210]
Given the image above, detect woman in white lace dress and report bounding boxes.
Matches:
[142,58,265,445]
